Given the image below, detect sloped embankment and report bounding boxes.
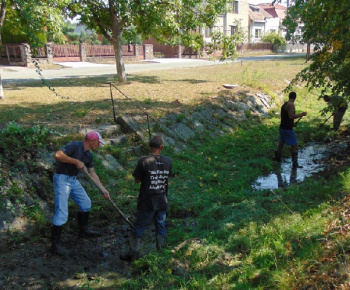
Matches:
[0,88,274,288]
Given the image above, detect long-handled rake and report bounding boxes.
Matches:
[83,168,135,230]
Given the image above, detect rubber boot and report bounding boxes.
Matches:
[274,151,282,162]
[51,225,69,256]
[120,231,141,262]
[77,211,101,238]
[292,152,303,168]
[156,234,166,251]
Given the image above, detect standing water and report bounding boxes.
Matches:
[252,143,331,190]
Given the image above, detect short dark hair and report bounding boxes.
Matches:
[289,92,297,99]
[323,95,330,102]
[149,135,164,149]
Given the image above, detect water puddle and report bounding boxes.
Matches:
[252,143,331,190]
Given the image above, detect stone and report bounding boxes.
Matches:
[97,125,121,136]
[169,123,195,141]
[98,153,125,172]
[109,135,128,145]
[117,116,138,133]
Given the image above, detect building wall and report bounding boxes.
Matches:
[202,0,250,42]
[250,22,265,43]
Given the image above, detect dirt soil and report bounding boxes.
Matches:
[1,130,350,289]
[0,211,160,289]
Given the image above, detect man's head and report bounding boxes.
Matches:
[149,135,164,149]
[86,131,106,146]
[323,95,330,102]
[289,91,297,100]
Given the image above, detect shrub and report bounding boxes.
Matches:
[261,32,287,51]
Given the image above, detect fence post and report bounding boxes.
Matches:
[143,44,153,60]
[80,42,86,61]
[134,44,139,59]
[20,43,31,67]
[46,42,53,63]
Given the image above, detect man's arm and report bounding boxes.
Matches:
[54,150,85,170]
[286,103,307,119]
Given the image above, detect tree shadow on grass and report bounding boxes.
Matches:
[3,74,162,89]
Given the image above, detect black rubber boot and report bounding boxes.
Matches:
[156,234,166,251]
[77,211,101,238]
[51,225,69,256]
[274,151,282,162]
[120,231,141,262]
[292,152,303,168]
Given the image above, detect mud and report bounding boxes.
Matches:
[0,219,161,289]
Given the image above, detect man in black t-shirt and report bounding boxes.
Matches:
[274,92,307,168]
[120,135,172,261]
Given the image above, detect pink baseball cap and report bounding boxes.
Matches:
[86,131,106,145]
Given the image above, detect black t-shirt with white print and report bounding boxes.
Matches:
[133,155,172,211]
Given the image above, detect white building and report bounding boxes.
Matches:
[200,0,250,42]
[249,3,287,43]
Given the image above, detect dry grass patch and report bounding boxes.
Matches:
[0,57,308,133]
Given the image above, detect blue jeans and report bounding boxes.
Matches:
[133,209,167,238]
[53,174,91,226]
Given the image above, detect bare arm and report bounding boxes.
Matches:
[286,102,307,119]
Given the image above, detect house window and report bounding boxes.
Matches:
[270,29,276,33]
[255,29,262,39]
[232,1,239,14]
[231,26,237,35]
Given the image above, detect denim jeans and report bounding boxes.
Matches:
[133,209,167,238]
[52,173,91,226]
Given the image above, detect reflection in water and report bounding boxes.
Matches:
[252,143,329,190]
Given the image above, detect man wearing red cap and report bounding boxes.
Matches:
[51,131,110,256]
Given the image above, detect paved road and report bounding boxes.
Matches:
[0,53,305,84]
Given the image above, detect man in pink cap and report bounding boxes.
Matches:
[51,131,110,256]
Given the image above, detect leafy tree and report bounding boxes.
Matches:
[62,20,75,34]
[282,0,350,108]
[80,29,87,43]
[66,0,229,82]
[66,32,80,42]
[205,19,245,61]
[0,0,66,47]
[121,25,142,45]
[261,32,286,51]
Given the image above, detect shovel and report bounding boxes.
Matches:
[319,114,333,128]
[83,167,135,230]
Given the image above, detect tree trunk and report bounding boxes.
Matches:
[109,0,126,83]
[113,33,126,82]
[0,0,7,46]
[306,39,311,58]
[0,1,7,99]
